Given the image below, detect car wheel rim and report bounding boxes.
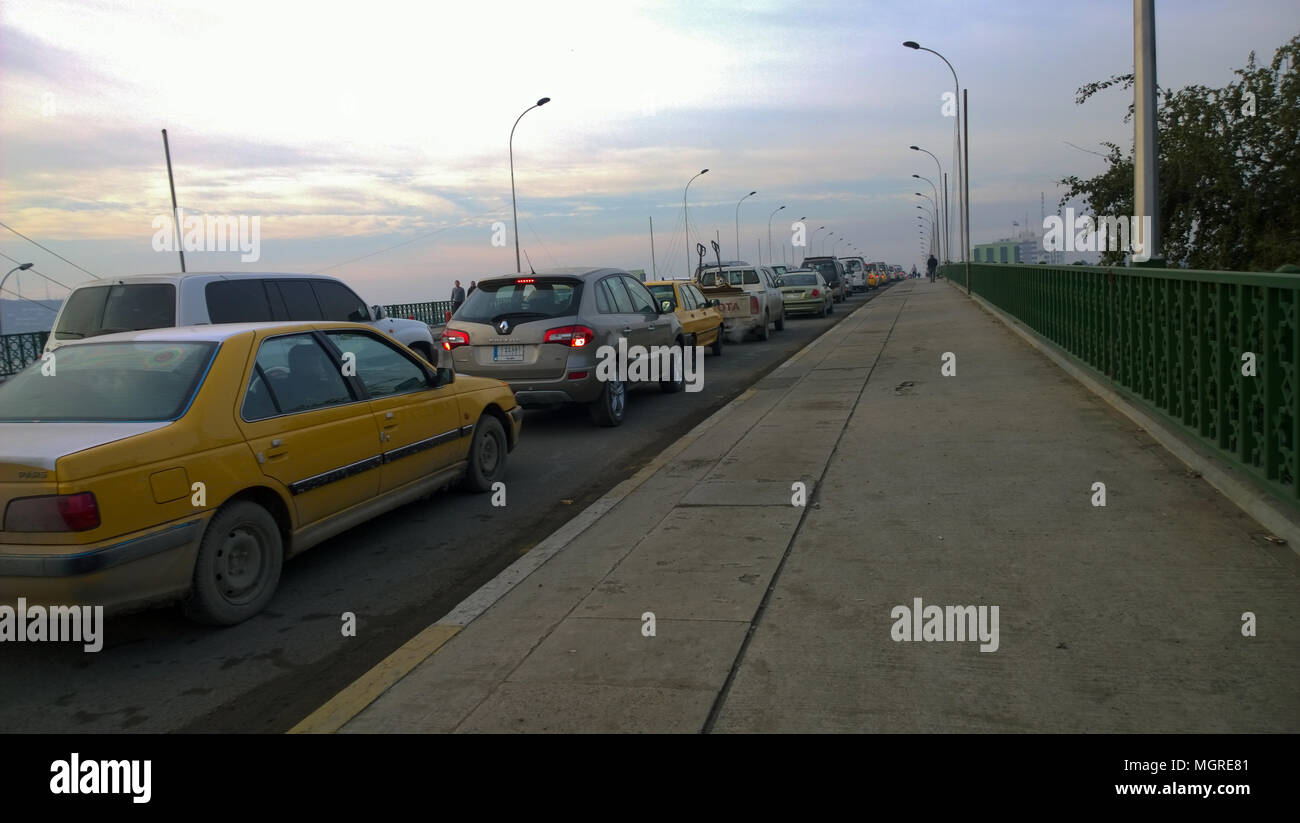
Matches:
[610,380,625,417]
[480,429,500,474]
[216,525,267,604]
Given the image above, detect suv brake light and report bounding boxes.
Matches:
[440,328,470,350]
[543,325,595,348]
[750,296,759,314]
[5,492,100,532]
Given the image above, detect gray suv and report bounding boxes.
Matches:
[441,268,687,426]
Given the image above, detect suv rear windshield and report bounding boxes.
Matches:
[802,260,841,283]
[0,341,215,421]
[54,284,176,340]
[456,277,582,323]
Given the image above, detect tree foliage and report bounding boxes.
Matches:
[1059,35,1299,270]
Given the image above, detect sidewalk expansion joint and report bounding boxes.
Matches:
[701,284,914,733]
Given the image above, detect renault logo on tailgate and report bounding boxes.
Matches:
[497,320,511,334]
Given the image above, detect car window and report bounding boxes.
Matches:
[594,280,612,313]
[679,286,698,310]
[647,284,678,311]
[243,333,354,420]
[206,280,273,323]
[457,278,581,322]
[275,280,323,320]
[622,278,657,314]
[54,284,176,340]
[0,341,213,421]
[783,273,819,286]
[325,331,429,398]
[602,277,636,313]
[312,280,370,323]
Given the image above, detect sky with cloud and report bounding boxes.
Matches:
[1,0,1295,307]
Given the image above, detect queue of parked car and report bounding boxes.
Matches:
[0,261,898,625]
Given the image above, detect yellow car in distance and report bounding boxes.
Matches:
[644,279,725,355]
[0,322,522,625]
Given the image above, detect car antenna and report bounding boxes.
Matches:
[522,249,537,275]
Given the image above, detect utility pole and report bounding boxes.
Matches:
[1133,0,1161,264]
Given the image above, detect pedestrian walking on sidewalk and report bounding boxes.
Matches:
[926,254,938,282]
[450,280,466,314]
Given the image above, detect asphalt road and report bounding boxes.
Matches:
[0,285,895,733]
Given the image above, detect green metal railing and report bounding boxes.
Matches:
[0,331,50,378]
[383,300,455,327]
[941,262,1300,510]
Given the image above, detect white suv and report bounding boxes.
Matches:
[45,272,437,361]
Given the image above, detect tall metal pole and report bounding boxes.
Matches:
[963,89,971,294]
[1134,0,1161,263]
[943,172,950,263]
[767,205,785,268]
[684,169,708,278]
[161,129,185,272]
[649,216,657,278]
[510,97,550,274]
[734,191,756,261]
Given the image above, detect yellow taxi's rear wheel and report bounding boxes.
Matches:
[462,415,507,492]
[183,501,283,626]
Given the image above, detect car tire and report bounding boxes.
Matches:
[710,326,723,356]
[828,300,834,315]
[461,415,507,492]
[182,501,283,626]
[775,310,785,331]
[758,312,771,341]
[659,339,686,393]
[820,302,829,318]
[589,379,627,427]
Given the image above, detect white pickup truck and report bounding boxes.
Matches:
[696,265,786,342]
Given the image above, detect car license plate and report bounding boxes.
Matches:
[493,345,524,362]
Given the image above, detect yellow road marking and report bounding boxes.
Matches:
[288,623,461,734]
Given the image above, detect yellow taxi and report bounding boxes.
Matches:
[0,321,522,625]
[644,279,725,355]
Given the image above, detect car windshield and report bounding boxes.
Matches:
[53,283,176,340]
[456,277,582,323]
[0,341,215,421]
[782,273,819,286]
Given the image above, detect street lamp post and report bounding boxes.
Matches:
[767,205,785,267]
[684,169,709,278]
[0,262,34,337]
[911,145,949,262]
[912,174,941,260]
[809,225,825,261]
[510,96,550,273]
[823,232,834,256]
[734,191,756,261]
[903,41,963,263]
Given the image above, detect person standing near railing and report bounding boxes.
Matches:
[927,254,938,282]
[450,280,466,315]
[467,281,477,298]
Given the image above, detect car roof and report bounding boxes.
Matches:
[643,279,694,286]
[53,321,377,346]
[478,267,626,284]
[66,272,337,287]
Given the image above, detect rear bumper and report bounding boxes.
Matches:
[0,517,207,611]
[783,298,827,314]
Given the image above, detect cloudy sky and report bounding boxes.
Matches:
[0,0,1295,307]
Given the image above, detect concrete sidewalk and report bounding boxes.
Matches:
[334,278,1300,733]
